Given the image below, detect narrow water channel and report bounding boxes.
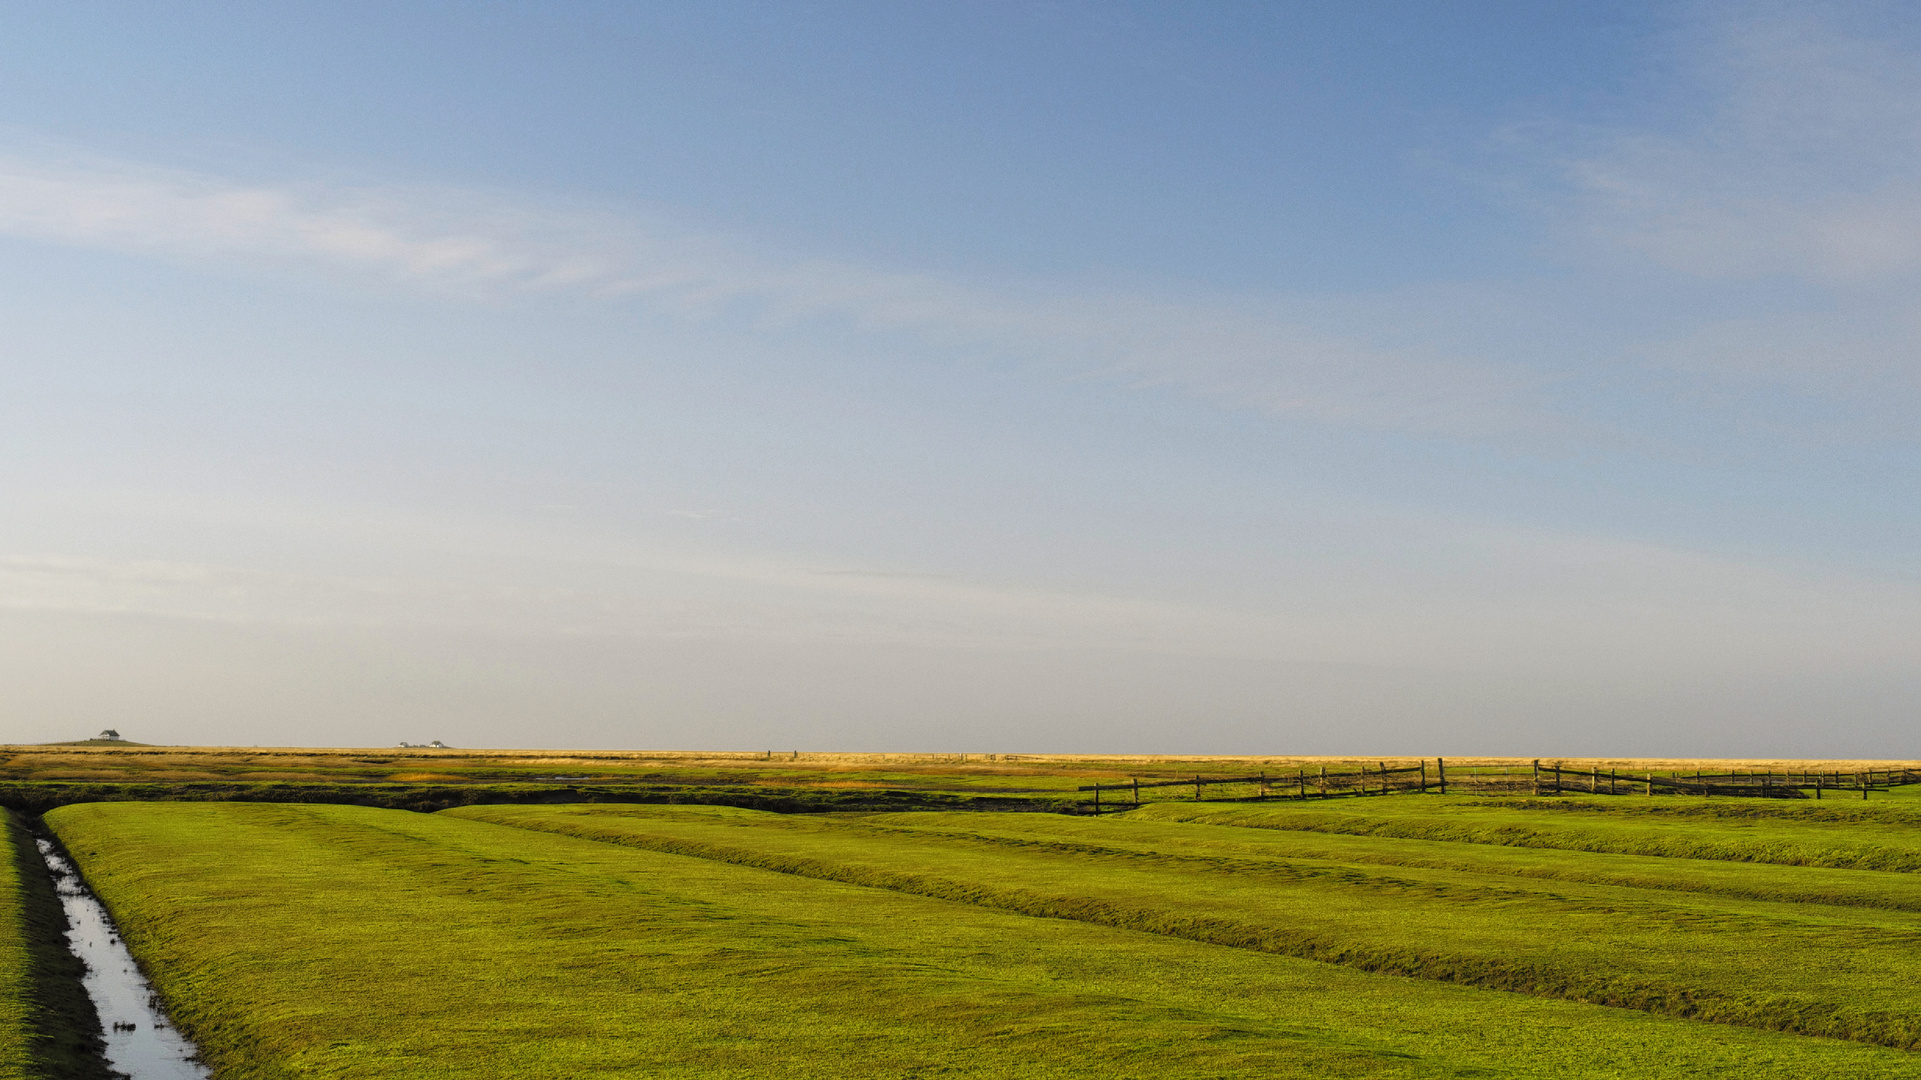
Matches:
[35,839,211,1080]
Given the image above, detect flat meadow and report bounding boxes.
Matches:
[33,793,1921,1079]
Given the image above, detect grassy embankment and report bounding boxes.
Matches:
[0,810,109,1080]
[448,800,1921,1050]
[1138,797,1921,869]
[46,801,1921,1079]
[942,801,1921,911]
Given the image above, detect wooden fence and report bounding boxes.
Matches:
[1078,760,1921,812]
[1078,762,1431,812]
[1526,762,1921,799]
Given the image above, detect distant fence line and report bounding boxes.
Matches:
[1078,760,1921,811]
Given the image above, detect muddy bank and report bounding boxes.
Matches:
[3,810,116,1080]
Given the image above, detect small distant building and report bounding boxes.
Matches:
[429,740,449,749]
[96,729,123,742]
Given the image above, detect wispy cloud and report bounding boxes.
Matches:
[0,146,1557,440]
[1523,4,1921,427]
[0,550,1300,656]
[17,6,1921,451]
[7,505,1920,678]
[1566,9,1921,282]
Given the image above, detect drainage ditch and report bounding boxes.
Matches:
[35,839,210,1080]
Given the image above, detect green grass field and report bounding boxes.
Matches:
[448,801,1921,1047]
[36,800,1921,1077]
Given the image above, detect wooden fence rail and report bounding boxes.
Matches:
[1078,762,1432,811]
[1532,763,1921,800]
[1078,760,1921,812]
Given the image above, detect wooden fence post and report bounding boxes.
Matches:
[1437,757,1447,795]
[1421,759,1428,793]
[1645,771,1653,796]
[1321,765,1327,798]
[1298,769,1306,800]
[1133,777,1140,806]
[1532,759,1540,796]
[1094,784,1101,815]
[1195,774,1203,801]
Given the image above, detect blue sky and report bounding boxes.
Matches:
[2,1,1918,754]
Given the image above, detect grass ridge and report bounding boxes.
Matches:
[485,816,1921,1052]
[1138,804,1921,873]
[866,814,1921,914]
[827,820,1915,937]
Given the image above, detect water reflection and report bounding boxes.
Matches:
[36,839,210,1080]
